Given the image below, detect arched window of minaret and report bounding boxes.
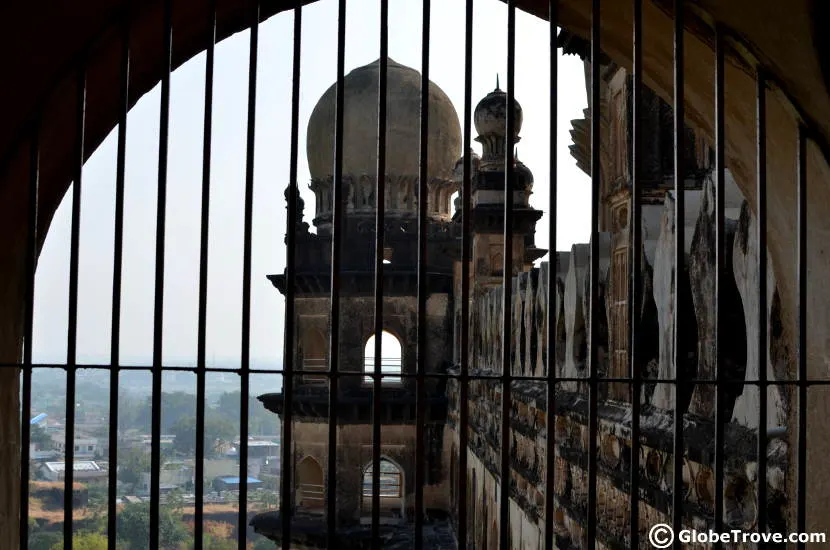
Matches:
[296,456,324,512]
[363,331,402,384]
[361,458,405,520]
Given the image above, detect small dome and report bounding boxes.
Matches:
[473,81,523,138]
[306,58,462,181]
[452,148,481,181]
[514,158,534,189]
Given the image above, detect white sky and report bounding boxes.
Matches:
[31,0,589,370]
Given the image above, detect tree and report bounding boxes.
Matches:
[216,391,277,436]
[30,532,62,550]
[203,521,236,550]
[119,448,152,489]
[170,414,235,457]
[52,532,107,550]
[30,423,53,450]
[116,502,188,550]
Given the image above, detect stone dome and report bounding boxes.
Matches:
[473,82,523,139]
[306,58,462,181]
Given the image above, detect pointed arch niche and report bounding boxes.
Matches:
[295,456,324,512]
[301,328,328,384]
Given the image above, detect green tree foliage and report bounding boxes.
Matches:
[116,503,188,550]
[216,391,276,435]
[52,532,108,550]
[30,423,53,450]
[29,531,62,550]
[119,447,152,488]
[170,414,235,456]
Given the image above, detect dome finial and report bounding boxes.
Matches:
[496,74,501,91]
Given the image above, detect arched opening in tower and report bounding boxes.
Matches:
[295,456,325,513]
[361,458,405,523]
[364,330,403,384]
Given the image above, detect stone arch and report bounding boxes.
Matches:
[363,330,402,384]
[3,1,830,544]
[296,456,324,511]
[301,327,328,383]
[360,456,405,521]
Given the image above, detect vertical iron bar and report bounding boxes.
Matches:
[281,2,302,548]
[629,0,643,547]
[370,1,389,548]
[713,23,726,547]
[672,1,686,546]
[108,12,131,549]
[65,65,86,550]
[20,125,40,550]
[195,1,216,548]
[150,0,173,545]
[500,2,517,549]
[755,69,768,543]
[587,0,601,547]
[326,0,347,544]
[238,2,259,546]
[457,0,474,546]
[795,126,807,549]
[415,0,431,546]
[543,1,558,547]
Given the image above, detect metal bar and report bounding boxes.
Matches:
[671,1,686,546]
[500,2,517,549]
[150,0,172,545]
[238,2,259,545]
[543,1,558,547]
[629,0,643,546]
[195,1,216,548]
[370,1,389,547]
[415,0,431,545]
[64,65,86,550]
[755,68,768,543]
[796,125,807,548]
[456,0,474,546]
[281,2,303,548]
[19,125,40,550]
[108,12,131,549]
[326,0,347,544]
[713,23,726,547]
[587,0,601,547]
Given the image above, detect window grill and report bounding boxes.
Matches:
[8,0,829,549]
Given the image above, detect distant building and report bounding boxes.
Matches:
[213,476,263,492]
[41,461,107,483]
[51,434,100,458]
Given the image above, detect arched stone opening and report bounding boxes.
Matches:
[296,456,325,512]
[360,457,405,523]
[301,328,328,384]
[2,0,830,546]
[363,330,402,385]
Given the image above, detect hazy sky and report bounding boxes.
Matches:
[32,0,589,370]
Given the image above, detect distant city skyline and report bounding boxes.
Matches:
[31,0,589,372]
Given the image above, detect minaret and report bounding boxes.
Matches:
[464,83,545,293]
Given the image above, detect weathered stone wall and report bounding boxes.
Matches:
[451,176,793,548]
[289,421,447,525]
